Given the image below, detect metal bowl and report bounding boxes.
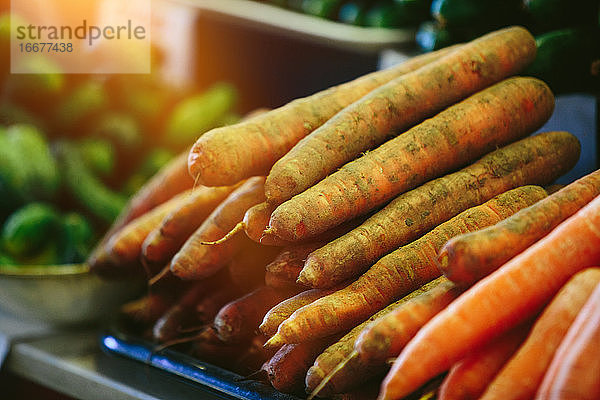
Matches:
[0,263,145,327]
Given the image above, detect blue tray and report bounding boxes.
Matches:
[100,330,303,400]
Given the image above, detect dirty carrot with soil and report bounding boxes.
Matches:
[265,26,537,205]
[379,194,600,400]
[214,285,300,343]
[439,169,600,286]
[141,184,239,273]
[300,131,579,288]
[260,287,340,337]
[188,47,458,187]
[268,76,554,243]
[104,188,194,275]
[354,276,463,365]
[267,186,547,347]
[169,177,265,280]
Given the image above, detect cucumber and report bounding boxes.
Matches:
[301,0,346,19]
[1,202,62,258]
[0,102,45,130]
[56,141,126,225]
[524,0,599,33]
[164,82,237,148]
[5,54,65,105]
[430,0,522,28]
[524,27,600,94]
[4,124,60,202]
[91,111,142,151]
[0,127,26,214]
[55,80,108,133]
[76,138,116,177]
[59,212,94,264]
[365,0,431,28]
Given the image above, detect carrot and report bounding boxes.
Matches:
[536,281,600,400]
[479,267,600,400]
[190,326,249,370]
[354,276,463,365]
[88,149,194,271]
[265,242,325,287]
[300,130,580,288]
[152,281,208,343]
[227,241,281,292]
[439,169,600,286]
[188,46,458,187]
[103,189,194,276]
[260,287,340,338]
[305,293,426,397]
[213,285,300,343]
[141,184,239,273]
[265,27,537,206]
[268,76,554,243]
[261,337,338,394]
[379,194,600,400]
[119,292,176,327]
[438,322,531,400]
[234,334,277,375]
[440,331,529,400]
[169,176,266,280]
[266,185,547,347]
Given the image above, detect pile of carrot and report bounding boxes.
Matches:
[87,25,600,399]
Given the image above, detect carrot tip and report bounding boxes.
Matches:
[263,333,284,349]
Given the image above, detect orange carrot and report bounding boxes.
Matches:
[305,295,418,396]
[141,184,239,273]
[261,337,338,394]
[260,287,339,338]
[188,47,457,187]
[152,281,209,343]
[267,186,547,347]
[213,285,300,343]
[119,292,177,327]
[265,242,325,288]
[379,194,600,400]
[88,149,194,270]
[265,27,537,205]
[536,281,600,400]
[354,276,463,365]
[170,177,266,280]
[268,76,554,243]
[439,169,600,286]
[103,189,194,276]
[227,241,281,292]
[438,322,531,400]
[479,268,600,400]
[300,130,579,288]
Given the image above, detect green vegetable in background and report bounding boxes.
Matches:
[301,0,346,19]
[122,147,174,196]
[0,124,60,211]
[430,0,522,28]
[1,202,62,258]
[59,212,94,264]
[524,27,600,94]
[91,111,143,151]
[415,20,456,51]
[76,138,116,177]
[56,140,126,225]
[164,82,237,148]
[55,80,108,133]
[524,0,599,33]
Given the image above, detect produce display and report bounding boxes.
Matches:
[0,13,239,267]
[91,26,600,399]
[416,0,600,94]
